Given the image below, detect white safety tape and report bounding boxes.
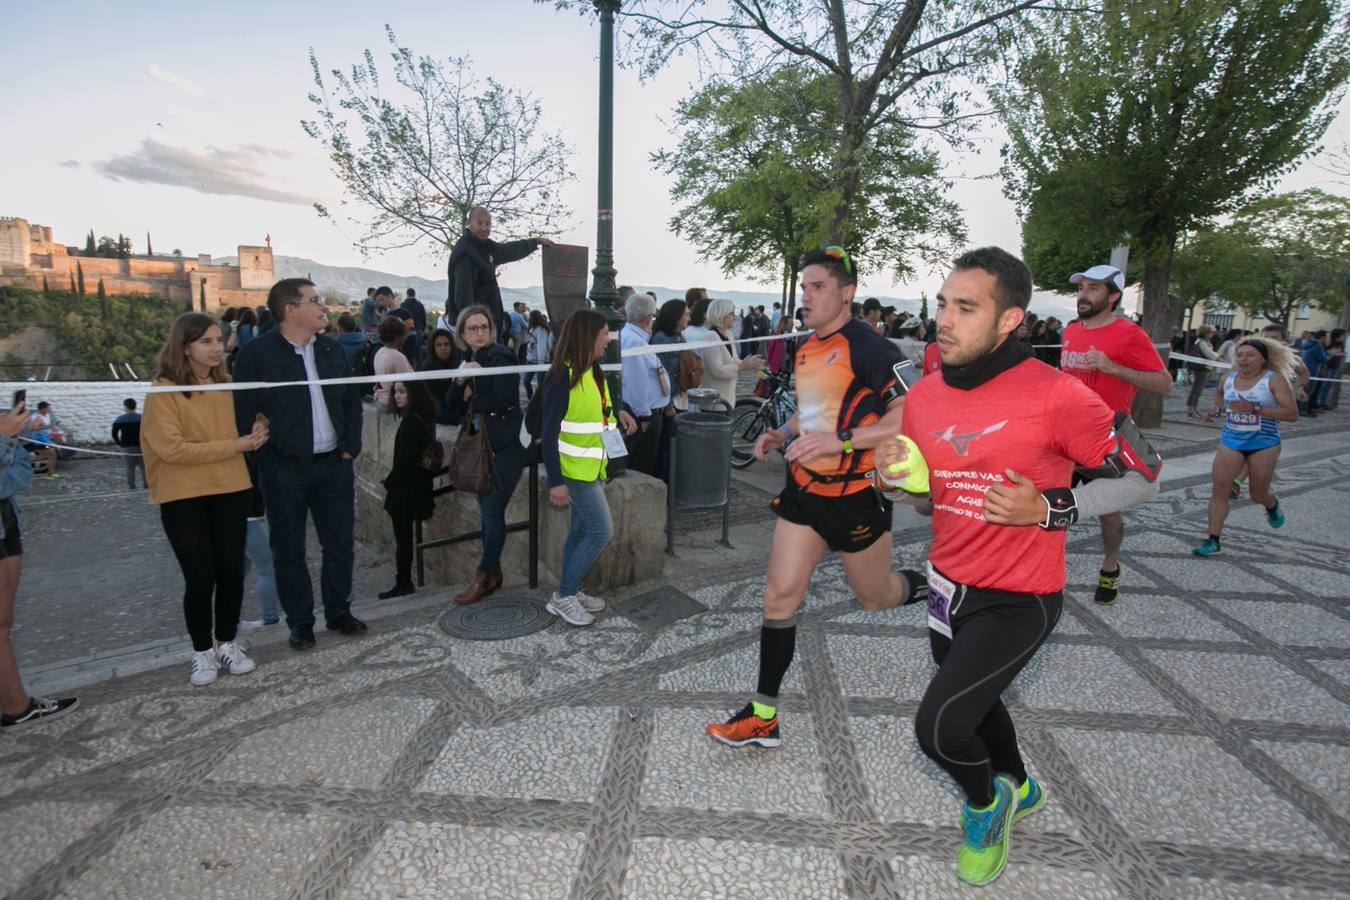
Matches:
[20,440,141,458]
[1169,351,1347,384]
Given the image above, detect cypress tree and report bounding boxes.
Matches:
[41,276,50,296]
[146,231,153,256]
[84,230,95,255]
[200,279,207,311]
[97,278,110,318]
[69,272,76,293]
[77,262,86,296]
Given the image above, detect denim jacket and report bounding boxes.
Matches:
[0,437,33,540]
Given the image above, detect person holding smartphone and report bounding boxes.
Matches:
[0,400,79,728]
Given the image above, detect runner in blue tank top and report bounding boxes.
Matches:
[1194,338,1299,556]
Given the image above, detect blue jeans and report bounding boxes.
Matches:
[476,443,525,574]
[243,517,280,623]
[258,454,355,629]
[559,476,613,598]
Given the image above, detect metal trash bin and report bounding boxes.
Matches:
[667,402,734,554]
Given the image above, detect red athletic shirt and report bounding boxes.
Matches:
[902,357,1116,594]
[922,341,941,376]
[792,318,904,496]
[1059,317,1165,413]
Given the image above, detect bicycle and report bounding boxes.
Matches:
[730,369,797,469]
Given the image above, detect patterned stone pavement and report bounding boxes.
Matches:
[2,446,1349,897]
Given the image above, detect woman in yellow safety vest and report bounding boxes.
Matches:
[539,309,636,626]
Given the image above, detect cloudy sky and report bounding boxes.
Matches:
[2,0,1346,303]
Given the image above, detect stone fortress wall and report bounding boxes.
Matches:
[0,217,272,310]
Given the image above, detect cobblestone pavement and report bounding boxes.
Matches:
[2,432,1347,896]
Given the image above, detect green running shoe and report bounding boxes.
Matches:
[1266,502,1285,529]
[956,774,1017,886]
[1011,774,1046,825]
[1192,537,1221,557]
[1093,567,1121,606]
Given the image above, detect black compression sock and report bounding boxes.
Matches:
[755,617,797,701]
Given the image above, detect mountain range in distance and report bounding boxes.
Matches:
[217,253,1079,320]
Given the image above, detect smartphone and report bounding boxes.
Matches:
[891,360,922,396]
[11,389,25,411]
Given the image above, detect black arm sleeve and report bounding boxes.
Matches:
[540,374,567,487]
[450,257,475,322]
[231,344,261,437]
[493,238,540,266]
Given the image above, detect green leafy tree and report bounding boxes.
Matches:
[83,231,96,256]
[656,66,964,313]
[998,0,1349,423]
[543,0,1051,244]
[303,26,575,258]
[1019,183,1139,294]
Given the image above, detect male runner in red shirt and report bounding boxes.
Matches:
[1059,264,1171,604]
[877,247,1159,886]
[704,246,925,750]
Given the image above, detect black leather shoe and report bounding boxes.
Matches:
[378,581,416,600]
[288,625,316,651]
[326,613,368,635]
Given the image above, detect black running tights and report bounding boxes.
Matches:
[160,490,249,652]
[914,588,1061,807]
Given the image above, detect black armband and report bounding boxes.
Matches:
[1039,487,1078,530]
[1073,411,1163,483]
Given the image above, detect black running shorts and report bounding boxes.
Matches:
[0,499,22,560]
[771,479,892,553]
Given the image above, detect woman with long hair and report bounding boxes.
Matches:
[447,305,525,605]
[141,313,269,686]
[378,380,438,599]
[1193,337,1298,557]
[523,310,554,400]
[419,328,462,425]
[235,307,258,349]
[701,299,763,405]
[373,315,414,407]
[539,309,637,625]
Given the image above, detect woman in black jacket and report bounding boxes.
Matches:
[448,305,525,605]
[379,379,438,599]
[419,328,462,425]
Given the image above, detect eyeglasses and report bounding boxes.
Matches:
[291,296,326,307]
[822,245,853,275]
[463,323,492,333]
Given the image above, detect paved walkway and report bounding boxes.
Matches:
[3,422,1348,896]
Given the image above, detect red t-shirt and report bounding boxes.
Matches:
[1059,317,1165,413]
[922,341,941,376]
[902,357,1116,594]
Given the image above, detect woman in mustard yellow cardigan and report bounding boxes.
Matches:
[142,313,268,687]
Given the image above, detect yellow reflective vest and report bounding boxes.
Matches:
[558,367,614,483]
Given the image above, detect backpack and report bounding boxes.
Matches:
[676,348,704,392]
[353,340,378,398]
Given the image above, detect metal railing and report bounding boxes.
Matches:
[413,460,540,589]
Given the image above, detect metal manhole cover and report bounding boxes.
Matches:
[439,596,554,641]
[612,586,708,632]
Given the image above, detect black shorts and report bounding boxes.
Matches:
[771,479,892,553]
[0,499,22,559]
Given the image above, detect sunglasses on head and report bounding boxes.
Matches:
[822,245,854,276]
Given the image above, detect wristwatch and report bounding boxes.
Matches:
[838,429,854,454]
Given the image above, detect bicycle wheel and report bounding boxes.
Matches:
[730,404,770,469]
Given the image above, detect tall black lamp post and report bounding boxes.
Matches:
[590,0,625,475]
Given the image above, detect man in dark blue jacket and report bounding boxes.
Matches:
[447,206,554,334]
[233,278,367,651]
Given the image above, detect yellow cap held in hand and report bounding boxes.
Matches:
[879,434,929,494]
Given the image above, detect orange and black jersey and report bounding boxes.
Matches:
[792,318,905,496]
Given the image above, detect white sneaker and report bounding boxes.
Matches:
[546,592,595,626]
[236,619,265,635]
[576,590,606,613]
[189,650,219,686]
[215,641,257,676]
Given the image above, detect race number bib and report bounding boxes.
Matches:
[925,563,956,638]
[1225,409,1259,432]
[600,427,629,459]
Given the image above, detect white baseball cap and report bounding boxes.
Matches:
[1070,265,1124,292]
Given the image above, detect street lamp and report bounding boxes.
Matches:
[590,0,625,475]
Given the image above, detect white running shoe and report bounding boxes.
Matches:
[576,590,606,613]
[189,650,220,686]
[215,641,257,676]
[546,592,595,626]
[236,619,265,635]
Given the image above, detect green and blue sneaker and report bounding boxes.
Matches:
[956,774,1017,886]
[1192,537,1221,557]
[1266,501,1285,529]
[1012,774,1046,824]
